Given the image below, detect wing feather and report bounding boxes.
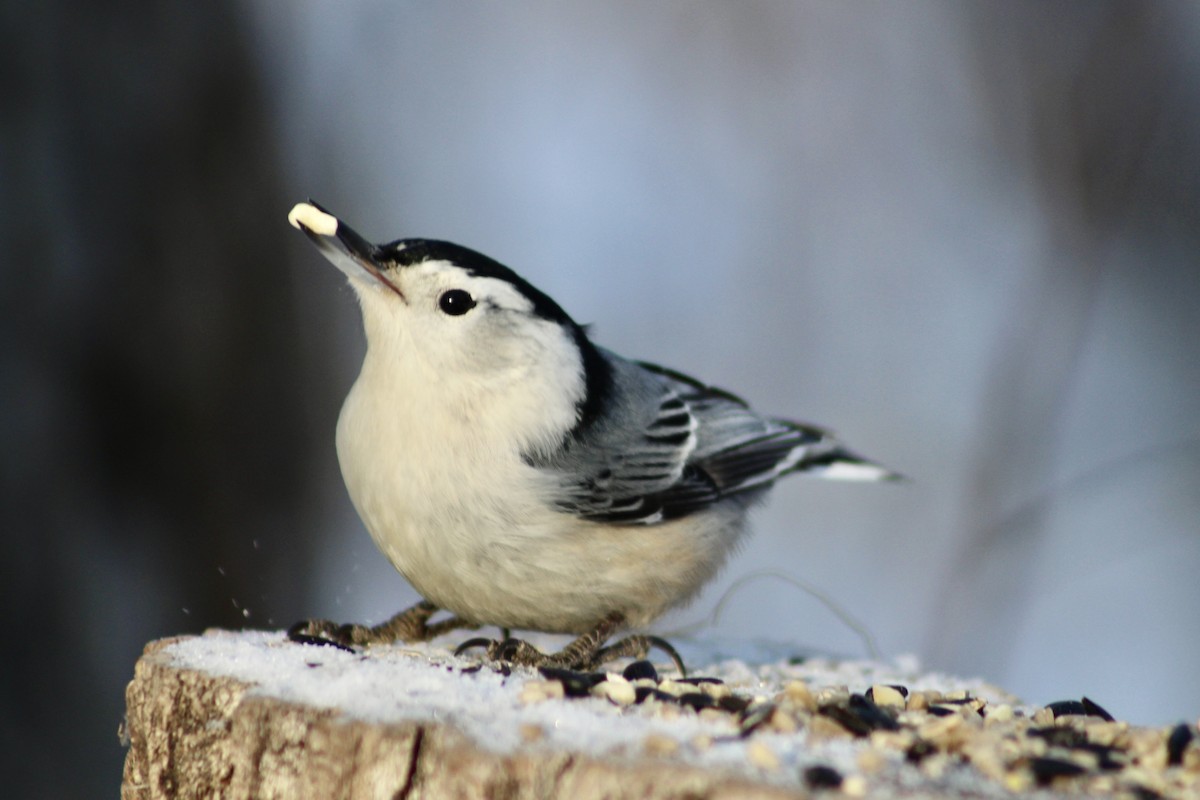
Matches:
[544,354,890,525]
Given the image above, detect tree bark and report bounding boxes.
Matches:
[121,638,801,800]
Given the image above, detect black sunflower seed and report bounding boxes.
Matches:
[818,694,898,737]
[819,704,871,737]
[739,703,777,737]
[1044,697,1116,721]
[718,695,751,714]
[634,686,675,704]
[1045,700,1089,718]
[622,660,658,682]
[678,692,717,711]
[676,676,724,686]
[1028,726,1089,748]
[803,764,843,789]
[906,739,936,763]
[1028,756,1087,785]
[1081,696,1115,722]
[1082,744,1126,771]
[1167,723,1194,766]
[538,666,605,697]
[849,693,900,731]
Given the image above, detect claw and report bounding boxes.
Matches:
[288,632,356,653]
[449,614,688,676]
[287,621,357,652]
[453,636,497,657]
[645,635,687,678]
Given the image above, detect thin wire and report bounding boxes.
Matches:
[663,569,881,660]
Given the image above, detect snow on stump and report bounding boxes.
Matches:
[121,630,1199,799]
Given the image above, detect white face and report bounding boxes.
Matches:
[288,202,591,456]
[351,258,559,376]
[347,254,588,457]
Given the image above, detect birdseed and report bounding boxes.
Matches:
[526,661,1200,798]
[168,632,1200,799]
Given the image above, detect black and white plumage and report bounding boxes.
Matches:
[287,201,893,649]
[541,357,888,526]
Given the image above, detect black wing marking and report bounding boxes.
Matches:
[558,380,701,524]
[636,362,832,491]
[554,360,889,526]
[635,361,751,408]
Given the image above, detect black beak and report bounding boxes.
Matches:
[290,200,407,302]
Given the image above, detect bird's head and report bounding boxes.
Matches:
[289,202,608,455]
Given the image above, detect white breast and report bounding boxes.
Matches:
[335,309,750,633]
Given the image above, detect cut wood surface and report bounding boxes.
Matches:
[121,631,1199,799]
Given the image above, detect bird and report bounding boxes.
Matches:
[286,200,895,673]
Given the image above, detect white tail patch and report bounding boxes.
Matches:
[810,460,896,482]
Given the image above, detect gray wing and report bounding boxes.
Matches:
[547,353,887,525]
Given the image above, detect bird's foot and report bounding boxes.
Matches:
[594,634,687,677]
[454,612,687,676]
[288,600,477,650]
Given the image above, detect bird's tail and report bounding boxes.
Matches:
[787,442,901,482]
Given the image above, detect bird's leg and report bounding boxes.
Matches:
[543,611,626,668]
[289,600,477,649]
[455,612,687,675]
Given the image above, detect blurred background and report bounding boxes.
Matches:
[3,2,1199,796]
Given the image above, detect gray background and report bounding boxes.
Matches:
[3,3,1198,796]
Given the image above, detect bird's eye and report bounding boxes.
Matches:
[438,289,476,316]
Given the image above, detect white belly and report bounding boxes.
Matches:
[335,374,747,633]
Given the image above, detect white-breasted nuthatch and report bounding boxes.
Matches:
[286,201,894,672]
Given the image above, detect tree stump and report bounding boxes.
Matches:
[121,631,1199,799]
